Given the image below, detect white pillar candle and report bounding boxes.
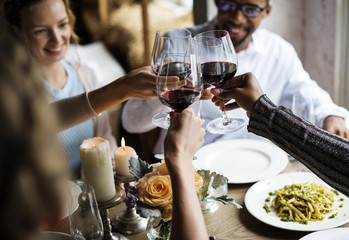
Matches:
[79,137,116,202]
[114,137,138,176]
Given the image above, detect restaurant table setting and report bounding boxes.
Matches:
[52,135,349,240]
[104,140,349,240]
[51,27,349,239]
[193,139,289,184]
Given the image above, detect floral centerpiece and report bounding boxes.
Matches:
[123,157,242,240]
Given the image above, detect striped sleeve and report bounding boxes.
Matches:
[248,95,349,197]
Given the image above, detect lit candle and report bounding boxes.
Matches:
[79,137,116,202]
[114,137,138,176]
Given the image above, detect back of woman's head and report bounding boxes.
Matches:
[0,13,69,240]
[3,0,79,44]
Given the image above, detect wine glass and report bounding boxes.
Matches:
[151,28,193,74]
[152,53,203,129]
[292,93,315,124]
[194,30,245,134]
[69,182,104,240]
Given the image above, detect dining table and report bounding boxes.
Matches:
[109,158,349,240]
[58,158,349,240]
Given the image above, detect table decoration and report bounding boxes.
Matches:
[79,137,127,240]
[97,188,127,240]
[112,139,147,235]
[112,177,148,235]
[196,169,238,213]
[80,137,116,202]
[125,157,242,240]
[114,137,138,177]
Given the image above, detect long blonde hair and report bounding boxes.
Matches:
[0,12,69,240]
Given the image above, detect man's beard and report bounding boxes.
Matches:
[231,30,251,49]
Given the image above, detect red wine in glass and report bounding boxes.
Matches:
[152,53,202,129]
[201,61,237,86]
[159,88,201,112]
[193,30,244,134]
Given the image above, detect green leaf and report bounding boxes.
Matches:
[136,202,162,218]
[129,157,153,180]
[197,170,228,189]
[196,170,241,209]
[210,172,229,189]
[210,195,243,209]
[196,170,229,202]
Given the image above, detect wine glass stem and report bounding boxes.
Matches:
[197,100,204,122]
[221,101,232,126]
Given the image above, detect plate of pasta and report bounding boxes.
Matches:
[244,172,349,231]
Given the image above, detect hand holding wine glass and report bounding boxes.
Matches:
[152,53,203,129]
[194,30,244,134]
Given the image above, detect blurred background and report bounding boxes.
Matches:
[70,0,348,109]
[67,0,348,163]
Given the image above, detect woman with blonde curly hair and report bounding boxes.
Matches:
[0,9,209,238]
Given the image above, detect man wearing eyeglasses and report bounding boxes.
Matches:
[122,0,349,156]
[213,0,271,52]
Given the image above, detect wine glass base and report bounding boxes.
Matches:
[206,117,244,134]
[152,112,170,129]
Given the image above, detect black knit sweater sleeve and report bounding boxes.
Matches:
[248,95,349,197]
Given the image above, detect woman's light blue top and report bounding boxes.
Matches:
[44,60,94,178]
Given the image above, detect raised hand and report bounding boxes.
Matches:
[210,72,264,117]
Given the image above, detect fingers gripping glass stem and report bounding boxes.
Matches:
[194,30,244,134]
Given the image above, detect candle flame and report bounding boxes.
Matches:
[121,137,126,151]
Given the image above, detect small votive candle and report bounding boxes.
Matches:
[114,137,138,176]
[80,137,116,202]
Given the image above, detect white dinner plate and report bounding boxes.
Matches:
[193,139,288,184]
[299,227,349,240]
[245,172,349,231]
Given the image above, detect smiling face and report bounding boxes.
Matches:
[19,0,71,64]
[215,0,272,52]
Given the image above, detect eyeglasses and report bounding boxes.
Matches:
[217,0,269,18]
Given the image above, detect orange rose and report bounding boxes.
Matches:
[161,203,173,219]
[156,160,169,175]
[194,171,203,191]
[137,175,172,207]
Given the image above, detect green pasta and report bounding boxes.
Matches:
[271,183,336,222]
